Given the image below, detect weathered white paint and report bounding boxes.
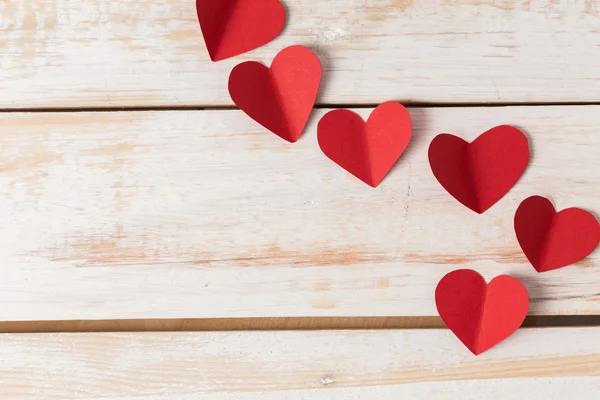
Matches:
[0,106,598,321]
[0,328,599,398]
[1,0,600,107]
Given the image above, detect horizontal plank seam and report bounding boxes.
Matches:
[1,316,599,333]
[4,101,600,113]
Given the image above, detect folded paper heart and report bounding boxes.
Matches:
[435,269,529,355]
[196,0,286,62]
[228,45,322,143]
[317,102,412,187]
[428,125,530,214]
[514,195,600,272]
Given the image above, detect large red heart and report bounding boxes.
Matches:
[317,102,412,187]
[196,0,285,62]
[428,125,530,214]
[435,269,529,355]
[228,45,322,143]
[514,195,600,272]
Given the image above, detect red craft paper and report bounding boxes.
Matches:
[196,0,285,62]
[428,125,530,214]
[228,45,322,143]
[435,269,529,355]
[514,195,600,272]
[317,102,412,187]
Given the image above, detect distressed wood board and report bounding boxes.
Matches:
[0,105,598,321]
[0,328,599,399]
[2,0,600,108]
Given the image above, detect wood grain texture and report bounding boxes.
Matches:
[0,328,599,398]
[2,0,600,108]
[0,105,598,321]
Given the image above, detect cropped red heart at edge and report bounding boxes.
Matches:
[196,0,285,62]
[228,45,322,143]
[428,125,530,214]
[317,102,412,187]
[514,195,600,272]
[435,269,529,355]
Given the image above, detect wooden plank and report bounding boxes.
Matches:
[2,0,600,108]
[0,328,599,398]
[0,105,598,321]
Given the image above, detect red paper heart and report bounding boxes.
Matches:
[196,0,285,62]
[228,45,322,143]
[435,269,529,355]
[428,125,530,213]
[317,102,412,187]
[514,195,600,272]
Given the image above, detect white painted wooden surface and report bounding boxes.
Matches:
[0,105,598,321]
[0,328,598,399]
[2,0,600,107]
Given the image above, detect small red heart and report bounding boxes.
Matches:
[196,0,285,62]
[428,125,530,213]
[228,45,322,143]
[436,269,529,355]
[317,102,412,187]
[514,195,600,272]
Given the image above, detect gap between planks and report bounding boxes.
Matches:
[5,101,600,113]
[1,316,600,334]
